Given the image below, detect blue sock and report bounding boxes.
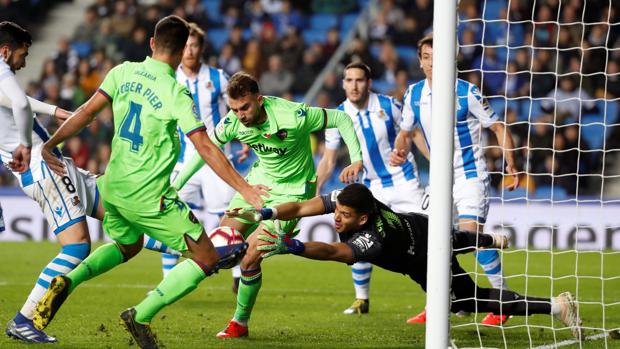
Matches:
[162,253,181,277]
[351,262,372,299]
[476,249,507,289]
[143,235,179,255]
[19,243,90,319]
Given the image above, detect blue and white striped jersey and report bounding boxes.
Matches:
[326,92,419,188]
[0,60,61,187]
[400,79,498,181]
[175,63,229,162]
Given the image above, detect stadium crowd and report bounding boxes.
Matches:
[0,0,618,200]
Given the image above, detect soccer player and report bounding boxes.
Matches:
[33,16,265,348]
[228,183,584,340]
[391,34,519,326]
[156,22,241,287]
[316,61,426,315]
[172,71,363,338]
[0,21,91,344]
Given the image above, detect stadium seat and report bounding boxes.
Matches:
[208,28,229,50]
[203,0,222,25]
[580,114,606,150]
[70,41,92,58]
[302,29,327,44]
[369,44,381,59]
[340,13,358,32]
[501,187,529,200]
[483,0,504,20]
[309,14,338,30]
[395,46,417,64]
[488,97,506,117]
[371,80,393,94]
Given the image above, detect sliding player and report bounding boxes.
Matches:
[316,61,426,315]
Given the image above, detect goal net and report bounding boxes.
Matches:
[451,0,620,348]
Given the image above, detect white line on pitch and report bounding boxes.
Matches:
[530,332,608,349]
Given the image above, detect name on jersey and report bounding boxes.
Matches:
[248,143,287,156]
[119,80,163,110]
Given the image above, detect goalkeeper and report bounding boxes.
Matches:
[172,71,363,338]
[229,183,584,340]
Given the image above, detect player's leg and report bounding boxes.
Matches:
[8,160,92,343]
[33,199,145,331]
[217,191,305,338]
[200,165,240,294]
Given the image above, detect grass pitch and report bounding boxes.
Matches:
[0,242,619,349]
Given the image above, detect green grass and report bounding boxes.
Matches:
[0,242,619,349]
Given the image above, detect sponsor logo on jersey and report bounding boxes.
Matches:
[55,207,63,218]
[238,130,253,136]
[71,196,80,206]
[352,233,374,252]
[276,129,288,140]
[248,143,287,156]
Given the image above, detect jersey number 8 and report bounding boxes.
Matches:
[119,101,144,152]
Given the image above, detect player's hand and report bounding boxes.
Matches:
[225,208,263,222]
[54,108,72,124]
[240,184,270,210]
[505,164,519,191]
[339,160,362,184]
[257,221,305,258]
[389,149,407,166]
[236,143,251,163]
[41,145,66,176]
[8,144,31,173]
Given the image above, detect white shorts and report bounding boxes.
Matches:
[369,181,427,214]
[172,161,235,214]
[452,176,490,224]
[22,158,99,235]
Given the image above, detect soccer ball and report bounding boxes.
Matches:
[208,226,245,247]
[208,226,246,269]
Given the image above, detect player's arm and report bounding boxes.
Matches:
[188,130,267,209]
[0,70,32,172]
[489,121,519,190]
[0,93,72,124]
[468,84,519,190]
[307,107,362,183]
[42,91,109,175]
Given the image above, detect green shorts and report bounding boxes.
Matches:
[228,185,315,238]
[102,195,203,252]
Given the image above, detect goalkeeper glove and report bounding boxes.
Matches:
[225,207,277,222]
[257,220,305,258]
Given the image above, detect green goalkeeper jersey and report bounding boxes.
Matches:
[174,96,362,196]
[98,57,205,213]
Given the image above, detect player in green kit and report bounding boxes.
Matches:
[34,16,266,349]
[172,72,363,338]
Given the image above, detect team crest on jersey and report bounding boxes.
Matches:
[276,129,288,140]
[262,133,272,139]
[378,110,386,120]
[71,196,80,206]
[206,81,213,89]
[296,108,307,118]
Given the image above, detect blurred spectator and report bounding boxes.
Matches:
[312,0,357,14]
[322,28,341,57]
[93,0,112,18]
[393,15,423,47]
[293,49,321,94]
[184,0,207,28]
[93,18,123,62]
[320,71,345,104]
[218,43,241,76]
[72,6,100,44]
[242,39,265,78]
[223,6,242,29]
[273,0,304,35]
[260,54,293,96]
[110,0,136,38]
[227,25,247,58]
[64,137,90,170]
[59,73,86,109]
[472,47,505,96]
[76,58,101,97]
[51,37,79,77]
[388,69,410,101]
[541,76,597,123]
[120,26,150,62]
[410,0,433,32]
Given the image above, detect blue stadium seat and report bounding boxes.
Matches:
[395,46,417,64]
[369,44,381,59]
[340,13,358,32]
[501,187,529,200]
[483,0,504,20]
[357,0,370,8]
[580,114,606,150]
[71,42,92,58]
[535,185,569,201]
[208,28,229,50]
[371,80,393,94]
[203,0,222,25]
[309,14,338,30]
[302,29,327,44]
[488,97,506,117]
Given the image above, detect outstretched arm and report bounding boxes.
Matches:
[43,91,109,175]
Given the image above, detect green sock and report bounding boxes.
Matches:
[66,243,124,293]
[233,268,262,324]
[134,259,207,323]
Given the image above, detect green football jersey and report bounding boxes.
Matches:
[98,57,205,212]
[210,96,361,195]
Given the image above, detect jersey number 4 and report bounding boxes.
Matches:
[119,101,144,152]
